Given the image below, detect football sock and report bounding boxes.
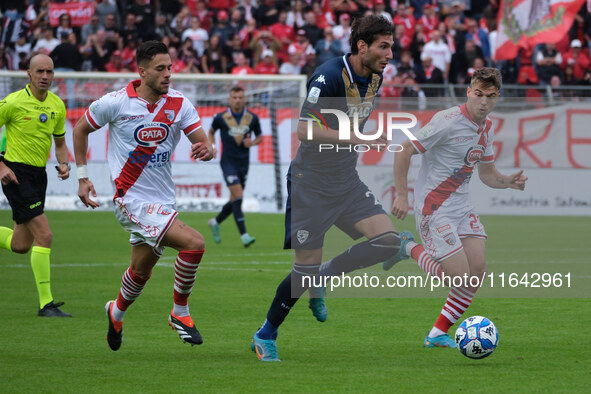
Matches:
[231,197,247,234]
[173,250,204,317]
[114,267,151,322]
[0,226,13,251]
[410,244,443,278]
[257,319,278,340]
[432,286,476,334]
[262,264,320,337]
[215,202,233,224]
[30,246,53,308]
[319,232,400,276]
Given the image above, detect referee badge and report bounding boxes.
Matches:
[39,113,48,123]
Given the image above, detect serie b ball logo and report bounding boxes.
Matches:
[455,316,499,359]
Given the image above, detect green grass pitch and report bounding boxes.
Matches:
[0,210,589,393]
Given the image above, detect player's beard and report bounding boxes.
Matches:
[147,77,169,96]
[362,53,386,75]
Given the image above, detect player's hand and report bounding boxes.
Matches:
[507,170,528,191]
[391,195,409,220]
[55,163,70,180]
[243,138,253,148]
[78,178,100,209]
[191,142,214,161]
[0,164,18,186]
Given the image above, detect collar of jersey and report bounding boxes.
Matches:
[227,107,246,118]
[459,103,485,132]
[126,79,168,100]
[343,53,372,86]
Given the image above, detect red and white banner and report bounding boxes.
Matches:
[49,2,94,27]
[494,0,585,60]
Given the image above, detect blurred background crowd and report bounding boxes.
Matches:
[1,0,591,97]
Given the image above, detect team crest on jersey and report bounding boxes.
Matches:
[443,233,457,246]
[134,122,170,147]
[164,109,175,122]
[297,230,309,244]
[39,113,48,123]
[464,145,485,166]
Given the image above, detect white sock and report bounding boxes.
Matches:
[112,302,125,322]
[209,218,218,225]
[428,326,446,338]
[405,240,418,256]
[173,303,190,317]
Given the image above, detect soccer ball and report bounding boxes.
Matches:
[454,316,499,359]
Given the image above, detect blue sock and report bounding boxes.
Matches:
[231,198,247,234]
[256,319,278,340]
[260,264,320,337]
[215,201,233,224]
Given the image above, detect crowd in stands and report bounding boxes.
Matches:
[1,0,591,96]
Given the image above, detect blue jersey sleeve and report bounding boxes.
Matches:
[250,113,262,137]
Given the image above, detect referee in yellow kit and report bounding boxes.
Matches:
[0,54,72,317]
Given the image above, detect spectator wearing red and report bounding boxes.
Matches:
[169,46,188,73]
[231,52,254,75]
[254,49,279,74]
[311,2,333,30]
[206,0,236,10]
[417,4,439,41]
[562,39,590,81]
[393,2,416,43]
[195,1,213,31]
[104,50,124,72]
[288,29,314,67]
[121,40,138,72]
[270,10,295,64]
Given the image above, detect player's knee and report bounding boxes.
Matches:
[11,244,30,254]
[186,232,205,251]
[369,231,401,261]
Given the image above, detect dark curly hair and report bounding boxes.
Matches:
[471,67,502,91]
[349,15,395,55]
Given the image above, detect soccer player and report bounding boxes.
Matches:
[73,41,214,351]
[207,85,261,247]
[251,15,407,362]
[388,67,528,348]
[0,54,72,317]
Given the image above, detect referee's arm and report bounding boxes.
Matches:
[53,135,70,180]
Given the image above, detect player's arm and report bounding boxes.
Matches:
[478,162,528,190]
[188,127,214,161]
[391,139,419,220]
[53,135,70,180]
[207,127,218,158]
[244,116,263,148]
[72,116,100,208]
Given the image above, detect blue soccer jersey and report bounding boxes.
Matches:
[211,108,262,167]
[291,54,383,192]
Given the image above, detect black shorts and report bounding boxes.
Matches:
[284,177,387,250]
[1,161,47,224]
[221,162,248,188]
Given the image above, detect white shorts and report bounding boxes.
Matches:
[415,209,487,261]
[113,197,178,256]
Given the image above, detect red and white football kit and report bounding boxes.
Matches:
[86,80,202,254]
[410,104,495,261]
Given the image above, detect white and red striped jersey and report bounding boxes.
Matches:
[85,80,202,204]
[410,104,495,216]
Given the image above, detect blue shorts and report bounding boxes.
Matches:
[221,162,248,187]
[284,178,387,250]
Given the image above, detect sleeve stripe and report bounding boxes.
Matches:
[481,155,494,163]
[410,139,426,153]
[183,121,202,136]
[85,110,101,130]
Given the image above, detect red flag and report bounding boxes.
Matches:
[494,0,585,60]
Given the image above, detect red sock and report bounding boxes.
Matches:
[410,245,443,278]
[434,287,476,333]
[116,267,150,311]
[173,250,204,306]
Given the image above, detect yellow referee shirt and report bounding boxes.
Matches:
[0,84,66,167]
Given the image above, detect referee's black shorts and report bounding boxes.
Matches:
[1,161,47,224]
